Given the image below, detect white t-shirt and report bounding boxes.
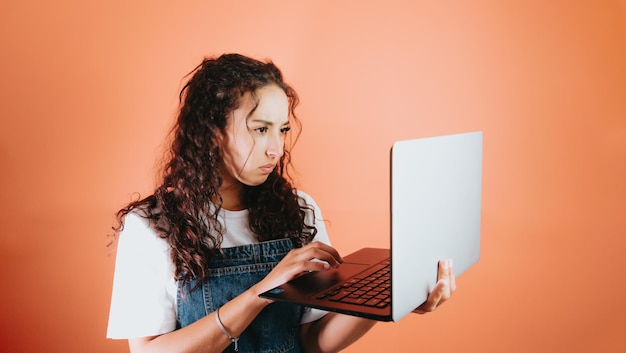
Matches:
[107,191,330,339]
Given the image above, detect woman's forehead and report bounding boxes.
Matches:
[229,85,289,126]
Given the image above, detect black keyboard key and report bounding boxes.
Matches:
[327,290,351,301]
[340,297,369,305]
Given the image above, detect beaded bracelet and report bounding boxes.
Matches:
[215,307,239,351]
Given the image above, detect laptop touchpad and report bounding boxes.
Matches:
[288,263,371,295]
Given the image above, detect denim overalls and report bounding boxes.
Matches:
[177,239,304,353]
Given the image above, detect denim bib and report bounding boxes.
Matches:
[177,239,303,353]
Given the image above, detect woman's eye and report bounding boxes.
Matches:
[255,127,268,134]
[280,126,291,134]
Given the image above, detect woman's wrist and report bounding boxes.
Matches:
[246,284,273,308]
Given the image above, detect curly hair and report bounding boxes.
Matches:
[112,54,317,284]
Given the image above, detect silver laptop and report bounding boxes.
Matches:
[260,131,483,321]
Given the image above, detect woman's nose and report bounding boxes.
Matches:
[266,133,284,158]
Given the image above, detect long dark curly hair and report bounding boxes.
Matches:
[111,53,317,285]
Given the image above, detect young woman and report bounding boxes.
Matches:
[107,53,456,353]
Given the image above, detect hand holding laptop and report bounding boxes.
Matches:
[413,259,456,314]
[254,241,456,315]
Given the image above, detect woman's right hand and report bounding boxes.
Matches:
[250,242,344,301]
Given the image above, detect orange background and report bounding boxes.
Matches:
[1,1,625,352]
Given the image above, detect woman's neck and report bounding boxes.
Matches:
[218,180,246,211]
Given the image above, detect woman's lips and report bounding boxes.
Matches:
[259,164,275,174]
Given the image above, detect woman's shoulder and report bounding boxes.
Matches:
[118,210,168,249]
[295,190,326,221]
[295,190,318,208]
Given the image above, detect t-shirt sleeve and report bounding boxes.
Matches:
[297,191,331,246]
[297,191,332,324]
[106,213,177,339]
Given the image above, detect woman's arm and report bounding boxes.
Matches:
[127,241,344,353]
[299,259,456,353]
[300,313,377,353]
[128,289,267,353]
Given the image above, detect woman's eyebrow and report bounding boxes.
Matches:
[249,118,290,126]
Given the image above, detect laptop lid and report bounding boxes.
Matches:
[391,131,482,320]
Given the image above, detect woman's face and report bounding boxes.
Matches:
[219,84,290,187]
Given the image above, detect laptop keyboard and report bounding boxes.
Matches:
[315,259,391,308]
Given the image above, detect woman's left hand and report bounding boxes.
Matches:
[413,259,456,314]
